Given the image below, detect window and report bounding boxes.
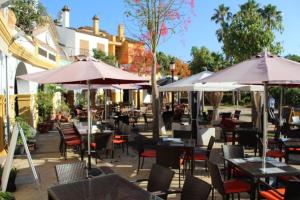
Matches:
[48,53,56,61]
[38,47,47,57]
[97,43,105,52]
[80,40,89,56]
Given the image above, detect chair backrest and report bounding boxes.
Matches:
[181,175,212,200]
[94,133,112,150]
[233,110,241,119]
[207,136,215,152]
[134,136,145,154]
[222,119,236,132]
[222,145,245,160]
[55,161,87,184]
[207,161,225,195]
[156,145,182,170]
[147,164,175,193]
[173,130,192,139]
[285,180,300,200]
[236,129,259,149]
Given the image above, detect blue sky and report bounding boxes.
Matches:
[40,0,300,61]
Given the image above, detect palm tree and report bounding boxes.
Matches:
[211,4,232,24]
[211,4,232,42]
[259,4,283,31]
[240,0,260,13]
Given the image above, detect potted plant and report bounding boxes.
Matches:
[14,117,36,154]
[0,192,15,200]
[36,84,65,133]
[0,167,18,192]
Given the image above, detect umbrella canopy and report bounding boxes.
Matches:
[18,59,148,84]
[200,52,300,85]
[159,71,213,91]
[17,58,148,172]
[198,51,300,169]
[62,84,142,90]
[157,77,174,86]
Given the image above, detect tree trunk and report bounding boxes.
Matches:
[151,51,160,142]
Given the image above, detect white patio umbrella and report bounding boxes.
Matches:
[18,58,148,171]
[199,51,300,169]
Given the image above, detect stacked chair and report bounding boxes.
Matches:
[57,122,81,160]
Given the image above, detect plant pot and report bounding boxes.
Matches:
[6,172,17,192]
[38,122,51,134]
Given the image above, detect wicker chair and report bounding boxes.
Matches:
[55,161,87,184]
[90,133,112,164]
[166,175,212,200]
[260,180,300,200]
[173,130,192,139]
[133,164,175,200]
[156,145,184,187]
[134,136,156,173]
[208,161,251,200]
[222,145,245,179]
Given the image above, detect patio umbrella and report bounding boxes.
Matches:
[199,51,300,168]
[18,58,148,171]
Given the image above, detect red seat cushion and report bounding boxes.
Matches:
[266,150,285,158]
[90,142,96,149]
[140,150,156,158]
[224,179,251,194]
[260,188,285,200]
[65,139,81,146]
[64,135,79,140]
[288,148,300,151]
[194,153,206,161]
[113,139,126,144]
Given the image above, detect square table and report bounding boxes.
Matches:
[227,157,300,200]
[48,174,163,200]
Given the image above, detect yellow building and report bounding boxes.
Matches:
[0,8,63,150]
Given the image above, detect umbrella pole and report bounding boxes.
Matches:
[87,80,92,169]
[104,89,107,121]
[279,86,283,129]
[262,82,268,169]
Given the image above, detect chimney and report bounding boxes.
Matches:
[92,15,99,35]
[62,5,70,28]
[118,24,125,41]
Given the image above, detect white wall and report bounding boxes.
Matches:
[74,32,109,56]
[56,26,76,57]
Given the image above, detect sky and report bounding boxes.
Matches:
[40,0,300,62]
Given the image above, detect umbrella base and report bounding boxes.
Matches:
[88,167,102,177]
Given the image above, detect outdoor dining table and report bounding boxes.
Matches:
[48,173,163,200]
[280,138,300,163]
[157,138,196,175]
[227,157,300,200]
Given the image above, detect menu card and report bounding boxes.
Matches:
[231,158,246,164]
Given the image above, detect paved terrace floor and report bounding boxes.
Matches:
[12,106,300,200]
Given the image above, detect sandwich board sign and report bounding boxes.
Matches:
[1,123,39,192]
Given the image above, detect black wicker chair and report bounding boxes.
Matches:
[90,133,112,164]
[222,145,245,179]
[260,180,300,200]
[166,175,211,200]
[133,164,175,200]
[156,145,183,187]
[134,136,156,173]
[173,130,192,139]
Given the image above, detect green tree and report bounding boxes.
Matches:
[211,4,232,42]
[189,46,228,74]
[212,0,283,62]
[11,0,49,34]
[93,49,116,66]
[156,51,173,75]
[285,54,300,63]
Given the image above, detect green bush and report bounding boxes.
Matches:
[15,117,35,145]
[0,192,15,200]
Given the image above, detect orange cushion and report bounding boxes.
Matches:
[65,139,81,146]
[64,135,79,140]
[140,150,156,158]
[113,139,126,144]
[90,142,96,149]
[194,153,206,161]
[260,188,285,200]
[288,148,300,151]
[224,179,251,194]
[266,150,285,158]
